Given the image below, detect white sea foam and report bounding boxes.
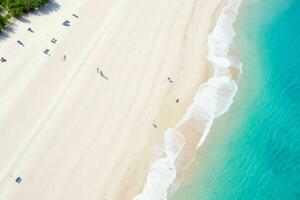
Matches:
[179,76,238,149]
[133,129,185,200]
[133,0,242,199]
[194,0,241,149]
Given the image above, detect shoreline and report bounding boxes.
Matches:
[130,0,242,199]
[0,0,241,200]
[172,0,300,199]
[115,0,222,197]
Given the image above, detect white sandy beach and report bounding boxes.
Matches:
[0,0,231,199]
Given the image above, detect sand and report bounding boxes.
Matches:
[0,0,225,199]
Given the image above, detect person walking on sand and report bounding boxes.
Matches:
[97,67,109,80]
[72,13,79,18]
[100,71,109,80]
[62,55,67,61]
[27,27,34,33]
[17,40,24,46]
[1,57,7,63]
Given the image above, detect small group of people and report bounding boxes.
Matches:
[12,13,79,61]
[62,12,79,26]
[1,57,7,63]
[51,38,58,44]
[15,27,32,47]
[62,19,71,27]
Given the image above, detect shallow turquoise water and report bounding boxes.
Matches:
[172,0,300,199]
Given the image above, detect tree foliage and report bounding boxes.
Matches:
[0,0,49,30]
[0,15,8,30]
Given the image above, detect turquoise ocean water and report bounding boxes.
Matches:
[172,0,300,199]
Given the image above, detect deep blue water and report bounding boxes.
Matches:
[172,0,300,199]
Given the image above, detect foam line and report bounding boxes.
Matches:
[133,129,185,200]
[133,0,242,199]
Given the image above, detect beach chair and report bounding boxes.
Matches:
[15,177,22,184]
[43,49,50,54]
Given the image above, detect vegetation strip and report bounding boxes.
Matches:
[0,0,49,30]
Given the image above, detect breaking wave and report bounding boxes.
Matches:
[133,0,242,199]
[133,129,185,200]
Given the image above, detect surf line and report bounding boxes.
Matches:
[133,0,243,199]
